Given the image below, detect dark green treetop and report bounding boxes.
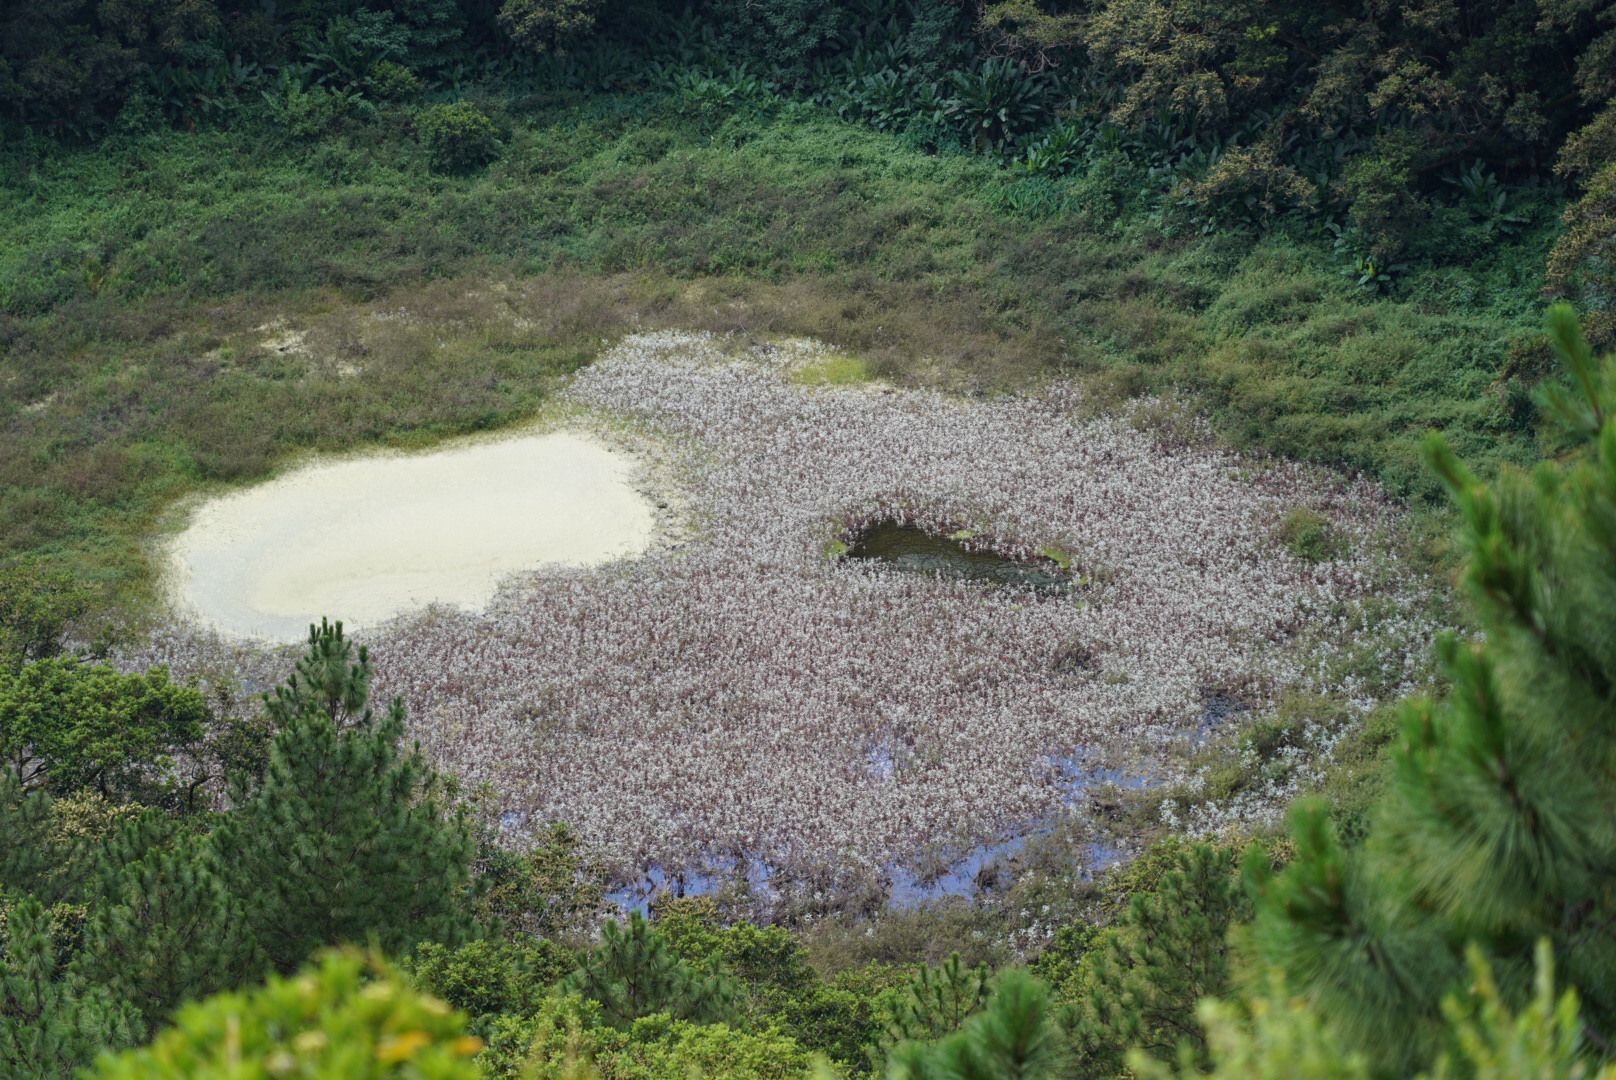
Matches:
[214,618,475,973]
[0,897,138,1079]
[76,810,252,1026]
[564,910,737,1028]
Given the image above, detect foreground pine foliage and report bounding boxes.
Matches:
[1242,305,1616,1070]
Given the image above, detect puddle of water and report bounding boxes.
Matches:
[607,858,775,915]
[1049,754,1155,803]
[845,523,1070,594]
[888,835,1027,904]
[1193,692,1250,744]
[604,827,1126,916]
[600,753,1154,915]
[1083,839,1127,872]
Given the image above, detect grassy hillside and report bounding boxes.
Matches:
[0,92,1560,602]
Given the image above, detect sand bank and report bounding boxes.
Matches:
[169,431,657,640]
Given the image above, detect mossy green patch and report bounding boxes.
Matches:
[790,354,873,387]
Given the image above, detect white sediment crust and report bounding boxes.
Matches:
[167,431,657,640]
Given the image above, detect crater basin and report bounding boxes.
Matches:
[169,430,656,641]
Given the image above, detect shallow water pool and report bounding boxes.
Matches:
[845,522,1071,594]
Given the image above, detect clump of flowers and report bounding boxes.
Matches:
[126,332,1438,894]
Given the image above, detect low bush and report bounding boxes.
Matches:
[416,102,500,173]
[87,950,484,1080]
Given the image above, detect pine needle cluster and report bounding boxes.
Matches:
[1244,306,1616,1068]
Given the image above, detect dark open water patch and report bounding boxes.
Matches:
[606,831,1130,915]
[844,522,1071,594]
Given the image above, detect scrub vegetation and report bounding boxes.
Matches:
[4,0,1616,1076]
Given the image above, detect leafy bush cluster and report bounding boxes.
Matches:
[416,101,501,172]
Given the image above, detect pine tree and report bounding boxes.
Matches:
[214,620,474,973]
[0,897,137,1079]
[75,809,252,1025]
[563,910,736,1027]
[888,969,1067,1080]
[1243,306,1616,1069]
[0,767,53,900]
[1073,843,1248,1071]
[262,619,374,731]
[873,950,993,1069]
[1134,943,1615,1080]
[0,769,112,909]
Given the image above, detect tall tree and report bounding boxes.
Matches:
[888,969,1067,1080]
[873,951,992,1070]
[0,767,54,901]
[213,620,475,973]
[1243,306,1616,1070]
[1072,843,1247,1072]
[0,659,208,798]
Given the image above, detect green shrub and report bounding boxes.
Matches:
[651,897,887,1066]
[1275,507,1338,562]
[481,994,810,1080]
[1178,144,1315,231]
[416,103,500,174]
[265,84,368,140]
[367,61,422,101]
[87,950,483,1080]
[404,939,573,1020]
[1339,134,1426,263]
[1069,844,1248,1073]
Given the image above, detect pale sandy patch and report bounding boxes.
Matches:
[169,431,657,641]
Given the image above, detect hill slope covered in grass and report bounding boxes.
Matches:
[0,93,1560,603]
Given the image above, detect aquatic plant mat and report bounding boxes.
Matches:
[126,332,1437,911]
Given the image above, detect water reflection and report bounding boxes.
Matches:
[845,523,1071,594]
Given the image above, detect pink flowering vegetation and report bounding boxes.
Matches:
[124,331,1440,906]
